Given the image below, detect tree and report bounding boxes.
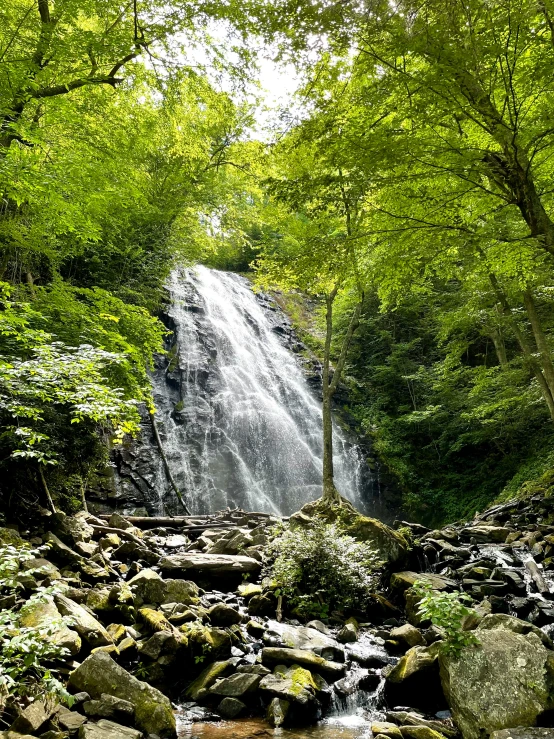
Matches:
[256,136,369,504]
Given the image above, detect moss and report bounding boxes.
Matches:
[0,527,26,547]
[288,665,318,696]
[139,608,172,633]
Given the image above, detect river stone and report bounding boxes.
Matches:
[83,693,134,722]
[399,728,448,739]
[459,525,511,543]
[289,497,408,564]
[158,553,261,576]
[390,572,456,592]
[208,603,242,626]
[54,594,113,648]
[390,624,425,647]
[68,652,175,737]
[79,721,141,739]
[267,697,290,728]
[217,698,246,719]
[259,665,323,705]
[372,723,403,739]
[185,659,237,701]
[386,644,440,683]
[19,598,81,655]
[56,707,87,732]
[477,612,554,648]
[237,583,262,600]
[337,619,358,644]
[439,627,550,739]
[209,673,262,697]
[11,700,59,734]
[261,647,346,678]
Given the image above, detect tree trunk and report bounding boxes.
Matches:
[321,289,363,504]
[150,411,191,514]
[523,287,554,400]
[322,291,340,503]
[488,275,554,421]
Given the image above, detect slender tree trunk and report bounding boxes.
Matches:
[321,289,363,504]
[523,287,554,400]
[38,465,56,513]
[488,275,554,421]
[490,327,508,369]
[150,411,191,514]
[322,291,339,503]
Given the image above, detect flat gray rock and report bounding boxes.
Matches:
[159,553,260,575]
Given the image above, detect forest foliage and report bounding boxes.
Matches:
[4,0,554,523]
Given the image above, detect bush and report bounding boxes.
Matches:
[413,580,478,656]
[0,545,74,710]
[263,521,380,619]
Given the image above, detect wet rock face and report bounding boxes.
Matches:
[99,267,388,519]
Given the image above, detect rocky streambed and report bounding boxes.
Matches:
[3,496,554,739]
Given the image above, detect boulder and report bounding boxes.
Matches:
[217,698,246,719]
[68,652,175,738]
[267,697,290,728]
[78,721,141,739]
[44,533,83,565]
[21,557,61,581]
[54,594,113,648]
[337,618,359,644]
[259,664,327,709]
[11,701,58,734]
[477,613,553,648]
[158,553,261,577]
[209,673,262,697]
[52,512,94,545]
[459,526,511,543]
[390,624,425,648]
[82,694,134,723]
[390,572,456,592]
[185,660,237,701]
[399,728,448,739]
[19,598,81,655]
[208,603,242,626]
[56,707,87,732]
[261,647,345,679]
[386,644,439,683]
[237,583,262,600]
[372,723,403,739]
[440,620,551,739]
[289,497,408,564]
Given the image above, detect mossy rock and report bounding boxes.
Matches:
[289,497,408,564]
[68,652,176,737]
[0,527,26,547]
[185,659,235,701]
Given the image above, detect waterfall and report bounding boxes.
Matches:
[145,266,378,516]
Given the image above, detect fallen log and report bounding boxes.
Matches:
[97,512,281,529]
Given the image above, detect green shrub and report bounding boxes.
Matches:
[263,521,380,618]
[413,580,478,656]
[0,545,74,709]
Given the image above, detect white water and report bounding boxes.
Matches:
[151,266,374,516]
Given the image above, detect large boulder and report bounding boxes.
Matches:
[158,553,261,577]
[19,598,81,656]
[128,569,199,607]
[439,617,553,739]
[261,647,345,679]
[288,497,408,564]
[54,594,113,648]
[68,652,175,738]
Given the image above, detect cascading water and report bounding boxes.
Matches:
[145,266,379,516]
